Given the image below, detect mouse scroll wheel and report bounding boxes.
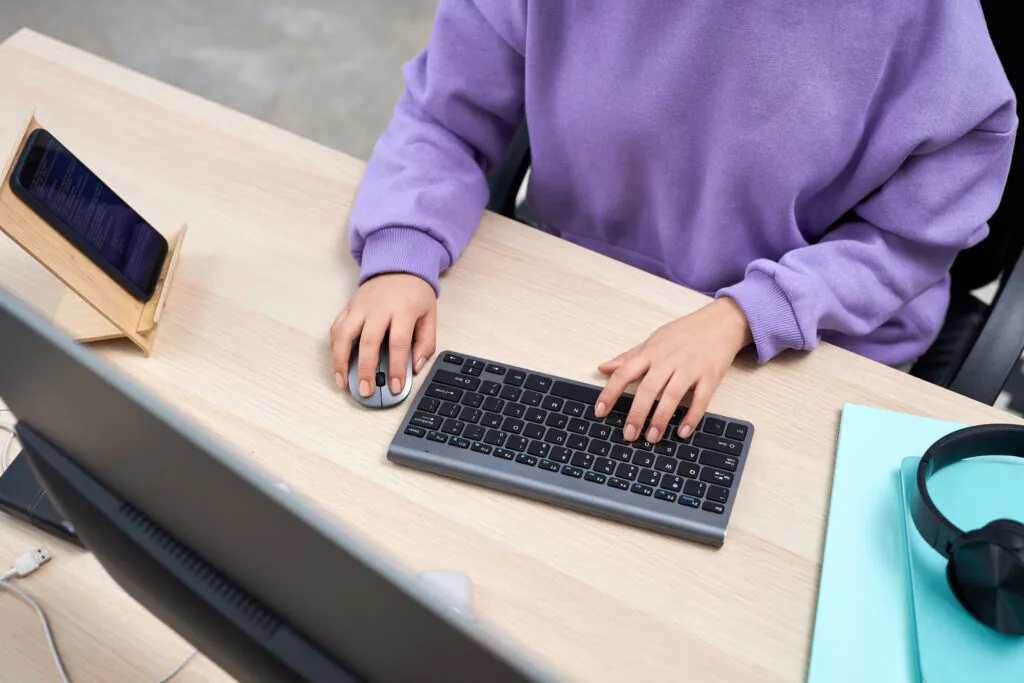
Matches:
[375,372,387,387]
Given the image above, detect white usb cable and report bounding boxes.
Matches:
[0,421,16,472]
[0,547,197,682]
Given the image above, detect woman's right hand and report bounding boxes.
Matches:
[330,273,437,398]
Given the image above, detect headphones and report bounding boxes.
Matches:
[910,424,1024,635]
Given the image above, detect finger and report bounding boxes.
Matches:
[388,316,415,394]
[595,355,649,421]
[679,379,714,438]
[597,347,636,375]
[357,316,389,397]
[331,311,365,390]
[411,307,437,374]
[624,366,673,442]
[647,372,691,442]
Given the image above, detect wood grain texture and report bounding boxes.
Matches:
[0,28,1018,683]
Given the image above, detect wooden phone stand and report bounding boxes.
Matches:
[0,112,186,356]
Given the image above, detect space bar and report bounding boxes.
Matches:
[550,381,633,413]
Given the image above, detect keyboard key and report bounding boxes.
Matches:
[539,459,560,472]
[426,384,462,402]
[653,441,676,457]
[545,413,569,428]
[606,412,626,428]
[544,429,568,445]
[654,456,677,473]
[442,353,465,365]
[523,423,545,439]
[638,469,661,486]
[587,440,611,457]
[471,442,492,455]
[702,501,726,514]
[404,425,426,438]
[683,480,706,497]
[676,445,699,462]
[566,434,589,450]
[606,477,629,490]
[550,381,600,404]
[438,402,460,418]
[410,412,443,430]
[692,433,742,456]
[459,407,482,424]
[542,396,564,411]
[486,363,506,375]
[585,471,607,485]
[505,370,526,387]
[482,396,504,412]
[521,390,543,407]
[502,417,524,434]
[525,374,552,392]
[524,407,547,423]
[670,428,693,444]
[484,430,508,446]
[678,495,700,508]
[561,465,585,478]
[610,445,633,462]
[700,451,739,472]
[568,418,589,435]
[463,359,483,370]
[502,402,526,418]
[481,381,502,396]
[528,441,551,458]
[463,425,486,441]
[418,397,440,413]
[707,485,730,504]
[655,489,677,503]
[493,448,515,460]
[461,392,484,408]
[588,423,611,439]
[725,422,748,441]
[481,413,502,428]
[427,431,447,444]
[615,463,638,480]
[500,385,522,401]
[461,364,482,376]
[549,446,573,463]
[442,419,465,436]
[702,417,726,436]
[571,451,594,468]
[679,463,700,480]
[635,438,654,451]
[610,429,630,445]
[631,483,654,497]
[450,437,471,449]
[434,370,479,391]
[516,453,538,467]
[700,467,734,487]
[660,475,684,492]
[562,401,585,418]
[633,451,655,469]
[506,435,529,452]
[583,405,603,422]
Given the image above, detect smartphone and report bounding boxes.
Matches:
[9,129,169,301]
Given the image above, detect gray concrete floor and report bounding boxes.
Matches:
[0,0,438,159]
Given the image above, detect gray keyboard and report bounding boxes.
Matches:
[387,352,754,546]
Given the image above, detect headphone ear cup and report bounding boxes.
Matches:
[947,526,1024,635]
[984,519,1024,550]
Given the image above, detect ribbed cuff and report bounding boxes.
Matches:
[717,271,805,364]
[357,227,450,296]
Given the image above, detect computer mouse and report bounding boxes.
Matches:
[347,334,413,409]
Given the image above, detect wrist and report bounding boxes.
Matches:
[711,297,753,350]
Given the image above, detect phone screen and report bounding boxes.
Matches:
[15,130,168,298]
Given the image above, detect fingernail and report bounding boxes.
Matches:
[624,424,637,441]
[390,378,401,394]
[646,426,660,442]
[680,424,693,438]
[415,357,426,373]
[359,380,370,397]
[595,401,607,417]
[335,373,346,390]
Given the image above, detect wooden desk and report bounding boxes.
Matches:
[0,28,1017,683]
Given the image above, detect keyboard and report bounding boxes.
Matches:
[388,352,754,546]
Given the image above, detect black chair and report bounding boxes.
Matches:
[486,5,1023,406]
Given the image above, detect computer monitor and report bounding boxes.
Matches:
[0,289,556,683]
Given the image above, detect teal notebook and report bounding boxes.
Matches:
[899,456,1024,682]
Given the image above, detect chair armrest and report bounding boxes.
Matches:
[949,243,1024,405]
[486,121,531,219]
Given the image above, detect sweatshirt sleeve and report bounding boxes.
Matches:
[718,105,1017,364]
[348,0,526,294]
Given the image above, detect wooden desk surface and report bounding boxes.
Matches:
[0,28,1017,683]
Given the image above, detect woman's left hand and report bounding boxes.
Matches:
[594,297,753,444]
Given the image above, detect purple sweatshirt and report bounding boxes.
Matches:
[350,1,1016,366]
